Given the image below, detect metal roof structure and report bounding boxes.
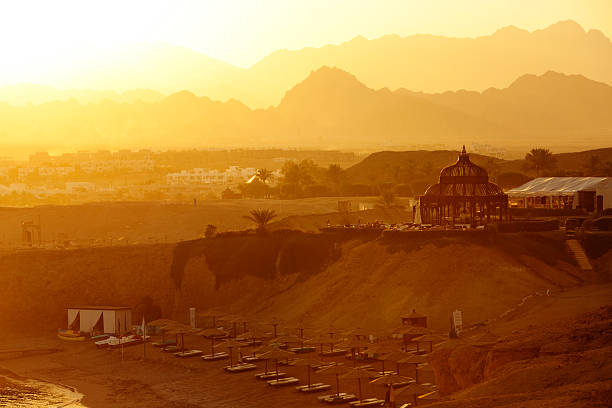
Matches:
[507,177,610,197]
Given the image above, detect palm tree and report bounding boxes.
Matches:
[244,209,277,233]
[376,190,399,209]
[524,148,556,177]
[256,168,274,184]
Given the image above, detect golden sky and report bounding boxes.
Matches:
[0,0,610,84]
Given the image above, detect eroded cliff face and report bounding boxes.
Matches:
[428,306,612,399]
[0,230,584,335]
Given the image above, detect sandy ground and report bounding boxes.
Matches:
[0,197,411,247]
[1,282,609,408]
[0,335,418,408]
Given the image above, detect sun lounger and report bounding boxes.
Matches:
[201,352,229,361]
[255,372,287,380]
[349,398,385,407]
[267,377,299,386]
[163,345,180,352]
[278,359,296,366]
[290,346,316,353]
[224,363,257,373]
[296,383,332,393]
[318,393,350,401]
[320,349,348,357]
[174,349,203,358]
[319,393,357,404]
[152,339,176,348]
[242,355,264,362]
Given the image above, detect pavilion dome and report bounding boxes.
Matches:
[423,146,505,198]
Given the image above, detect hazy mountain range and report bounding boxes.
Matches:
[1,20,611,108]
[2,67,610,154]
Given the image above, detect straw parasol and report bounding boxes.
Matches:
[147,319,183,342]
[370,373,414,388]
[339,366,374,402]
[392,325,436,350]
[337,337,367,367]
[364,342,405,374]
[198,327,228,356]
[412,333,447,352]
[166,325,197,354]
[308,335,340,353]
[225,314,249,337]
[379,351,411,375]
[265,317,285,338]
[293,357,324,388]
[197,309,225,328]
[397,354,429,383]
[257,345,295,382]
[394,382,435,406]
[317,362,350,397]
[218,339,243,367]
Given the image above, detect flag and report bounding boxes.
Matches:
[141,316,146,336]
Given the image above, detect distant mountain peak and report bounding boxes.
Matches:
[540,19,586,35]
[493,25,529,36]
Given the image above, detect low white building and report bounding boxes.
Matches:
[507,177,612,212]
[67,306,132,334]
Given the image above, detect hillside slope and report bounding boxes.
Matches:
[0,231,589,334]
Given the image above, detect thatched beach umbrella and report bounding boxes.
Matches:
[258,346,295,382]
[339,366,374,402]
[317,362,350,397]
[198,327,228,356]
[147,318,182,343]
[294,357,324,388]
[379,351,411,375]
[219,339,243,367]
[265,317,284,338]
[309,335,340,353]
[394,382,435,406]
[166,325,197,354]
[397,354,428,383]
[197,309,225,328]
[392,325,435,351]
[370,373,414,388]
[412,333,447,352]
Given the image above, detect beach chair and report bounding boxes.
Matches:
[152,339,176,348]
[267,377,299,386]
[320,393,358,404]
[290,346,316,353]
[201,351,229,361]
[350,398,385,407]
[174,349,203,358]
[224,363,257,373]
[255,372,287,380]
[320,348,348,357]
[296,383,331,393]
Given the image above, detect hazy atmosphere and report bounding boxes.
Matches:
[0,1,610,408]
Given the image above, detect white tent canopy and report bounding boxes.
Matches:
[507,177,609,197]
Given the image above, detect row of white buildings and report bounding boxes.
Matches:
[1,159,154,180]
[166,166,275,185]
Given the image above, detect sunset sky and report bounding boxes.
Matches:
[1,0,610,85]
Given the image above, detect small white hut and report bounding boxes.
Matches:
[67,306,132,335]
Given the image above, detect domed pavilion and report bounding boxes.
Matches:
[419,146,509,226]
